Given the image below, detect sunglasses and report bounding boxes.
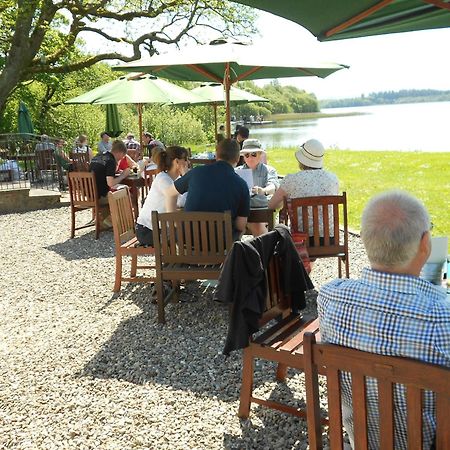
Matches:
[244,152,259,158]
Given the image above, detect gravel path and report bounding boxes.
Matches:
[0,207,369,450]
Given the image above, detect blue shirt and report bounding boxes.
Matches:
[318,268,450,450]
[174,161,250,221]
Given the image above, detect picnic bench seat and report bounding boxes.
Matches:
[151,210,234,324]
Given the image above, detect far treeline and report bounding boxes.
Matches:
[320,89,450,108]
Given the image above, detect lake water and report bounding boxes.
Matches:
[249,101,450,152]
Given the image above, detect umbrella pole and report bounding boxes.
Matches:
[137,103,143,150]
[224,63,231,138]
[213,103,218,143]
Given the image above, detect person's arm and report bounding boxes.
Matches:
[234,216,247,232]
[264,165,280,194]
[268,187,287,210]
[125,154,138,169]
[165,184,180,212]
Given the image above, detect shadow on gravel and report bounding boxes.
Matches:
[223,381,309,449]
[79,286,318,407]
[44,231,115,260]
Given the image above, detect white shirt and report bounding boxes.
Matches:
[137,172,174,230]
[280,169,339,236]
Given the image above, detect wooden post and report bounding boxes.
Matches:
[224,63,231,138]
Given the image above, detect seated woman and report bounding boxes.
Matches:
[73,134,94,161]
[236,139,279,236]
[116,151,138,174]
[268,139,339,245]
[135,146,189,246]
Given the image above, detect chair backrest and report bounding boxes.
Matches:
[108,188,136,247]
[151,210,233,265]
[35,148,55,170]
[303,333,450,450]
[141,168,159,201]
[70,152,90,172]
[68,171,98,207]
[284,192,348,258]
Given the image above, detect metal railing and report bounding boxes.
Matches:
[0,133,70,191]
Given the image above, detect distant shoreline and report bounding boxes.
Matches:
[268,111,365,121]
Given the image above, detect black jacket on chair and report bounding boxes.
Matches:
[216,224,314,355]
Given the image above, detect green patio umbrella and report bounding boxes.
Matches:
[191,83,269,139]
[231,1,450,41]
[18,101,34,138]
[105,104,122,138]
[65,74,208,145]
[113,40,348,137]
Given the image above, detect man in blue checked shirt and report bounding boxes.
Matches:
[318,190,449,450]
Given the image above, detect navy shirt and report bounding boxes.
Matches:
[89,152,116,198]
[174,161,250,220]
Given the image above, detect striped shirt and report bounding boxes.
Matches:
[318,268,450,449]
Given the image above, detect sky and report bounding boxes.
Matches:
[82,9,450,100]
[253,12,450,99]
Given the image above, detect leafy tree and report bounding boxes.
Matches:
[0,0,255,125]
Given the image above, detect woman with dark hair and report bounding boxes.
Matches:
[135,146,189,246]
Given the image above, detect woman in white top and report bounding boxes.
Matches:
[136,146,189,246]
[73,134,94,161]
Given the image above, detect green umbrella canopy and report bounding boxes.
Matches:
[231,0,450,41]
[105,104,122,138]
[18,101,35,136]
[65,73,208,106]
[113,40,348,136]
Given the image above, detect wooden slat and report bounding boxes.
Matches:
[327,367,344,450]
[378,380,394,449]
[322,203,330,246]
[406,386,422,450]
[352,374,368,450]
[312,205,320,246]
[436,394,450,449]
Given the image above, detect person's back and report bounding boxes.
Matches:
[89,152,117,198]
[168,139,250,238]
[317,191,450,449]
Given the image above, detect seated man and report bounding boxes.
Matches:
[318,190,450,449]
[97,132,112,154]
[123,132,141,160]
[89,140,129,206]
[165,138,250,240]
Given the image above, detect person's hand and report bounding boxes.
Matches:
[252,186,265,195]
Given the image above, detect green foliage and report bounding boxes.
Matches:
[321,89,450,108]
[268,147,450,240]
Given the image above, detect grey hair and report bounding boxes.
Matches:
[361,190,430,267]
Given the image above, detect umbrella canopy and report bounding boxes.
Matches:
[65,74,208,145]
[113,40,348,136]
[18,101,34,137]
[191,83,269,140]
[105,104,122,138]
[231,1,450,41]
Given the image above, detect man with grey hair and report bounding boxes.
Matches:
[317,190,449,450]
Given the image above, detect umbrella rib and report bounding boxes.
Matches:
[423,0,450,10]
[186,64,222,83]
[325,0,394,38]
[234,67,263,83]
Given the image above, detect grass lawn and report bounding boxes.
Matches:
[267,148,450,240]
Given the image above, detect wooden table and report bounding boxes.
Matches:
[248,207,275,231]
[122,174,144,217]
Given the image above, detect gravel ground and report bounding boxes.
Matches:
[0,207,369,450]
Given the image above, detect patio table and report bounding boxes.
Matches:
[248,207,275,231]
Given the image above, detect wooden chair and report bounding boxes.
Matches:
[238,276,320,420]
[284,192,349,277]
[70,152,90,172]
[303,333,450,450]
[68,171,101,239]
[108,189,155,292]
[151,210,233,324]
[141,168,158,206]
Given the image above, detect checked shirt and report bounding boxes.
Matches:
[318,268,450,450]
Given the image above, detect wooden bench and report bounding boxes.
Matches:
[151,210,233,324]
[238,250,319,419]
[303,333,450,450]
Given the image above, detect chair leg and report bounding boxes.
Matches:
[70,207,75,239]
[338,258,342,278]
[94,206,100,240]
[156,276,166,324]
[345,256,350,278]
[130,255,137,278]
[238,348,255,419]
[113,254,122,292]
[276,363,288,382]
